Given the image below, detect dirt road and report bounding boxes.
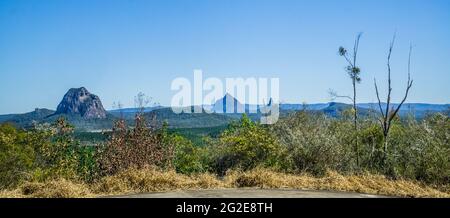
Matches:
[114,188,387,198]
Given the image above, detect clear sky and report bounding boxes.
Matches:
[1,0,449,114]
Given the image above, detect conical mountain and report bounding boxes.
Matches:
[213,93,244,113]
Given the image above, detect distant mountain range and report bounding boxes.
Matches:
[0,87,448,131]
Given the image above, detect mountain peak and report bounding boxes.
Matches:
[223,92,235,99]
[213,93,243,113]
[55,87,107,119]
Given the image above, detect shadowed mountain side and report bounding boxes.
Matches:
[145,106,235,128]
[0,109,116,131]
[0,108,55,128]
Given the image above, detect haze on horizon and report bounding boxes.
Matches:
[1,0,449,114]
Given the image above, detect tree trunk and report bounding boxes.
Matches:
[353,81,359,168]
[383,132,389,165]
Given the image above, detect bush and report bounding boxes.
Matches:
[30,117,100,182]
[212,114,284,175]
[0,118,101,188]
[385,113,450,184]
[170,134,206,174]
[0,124,36,189]
[97,115,174,176]
[271,111,354,175]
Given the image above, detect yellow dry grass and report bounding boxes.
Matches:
[226,168,449,198]
[92,167,226,195]
[1,168,448,198]
[1,179,93,198]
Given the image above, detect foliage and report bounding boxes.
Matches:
[271,109,450,185]
[211,114,284,175]
[31,117,99,182]
[0,124,36,189]
[271,110,355,175]
[170,134,206,174]
[384,114,450,184]
[97,115,174,176]
[0,117,99,188]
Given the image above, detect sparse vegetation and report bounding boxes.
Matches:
[1,110,449,198]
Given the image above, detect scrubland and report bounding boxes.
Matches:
[1,110,449,198]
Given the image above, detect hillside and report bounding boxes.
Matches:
[1,102,448,131]
[146,106,235,128]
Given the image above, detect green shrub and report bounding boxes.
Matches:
[169,134,205,174]
[386,114,450,184]
[271,110,354,175]
[0,118,99,188]
[0,124,36,189]
[212,114,284,175]
[31,117,99,182]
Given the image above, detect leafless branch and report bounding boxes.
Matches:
[389,44,413,123]
[385,33,396,122]
[328,89,353,102]
[372,34,414,158]
[374,79,385,117]
[353,33,362,66]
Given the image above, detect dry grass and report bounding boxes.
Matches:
[1,168,448,198]
[92,167,226,195]
[1,179,93,198]
[227,168,450,198]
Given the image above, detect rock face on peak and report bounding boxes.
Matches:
[55,87,107,119]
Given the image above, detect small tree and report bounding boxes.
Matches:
[374,35,413,161]
[98,93,174,175]
[332,33,363,167]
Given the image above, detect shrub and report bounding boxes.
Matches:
[271,111,354,175]
[212,114,284,175]
[170,134,206,174]
[97,115,174,176]
[34,118,81,180]
[0,124,36,189]
[1,118,101,188]
[385,113,450,184]
[31,117,98,182]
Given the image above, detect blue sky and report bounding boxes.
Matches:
[0,0,449,114]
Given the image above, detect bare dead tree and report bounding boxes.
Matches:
[374,35,413,161]
[134,92,151,115]
[334,33,362,167]
[112,101,124,120]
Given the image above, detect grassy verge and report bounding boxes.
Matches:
[1,167,448,198]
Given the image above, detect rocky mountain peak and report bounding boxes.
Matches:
[55,87,107,119]
[213,93,243,113]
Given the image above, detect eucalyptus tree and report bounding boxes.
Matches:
[333,33,363,167]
